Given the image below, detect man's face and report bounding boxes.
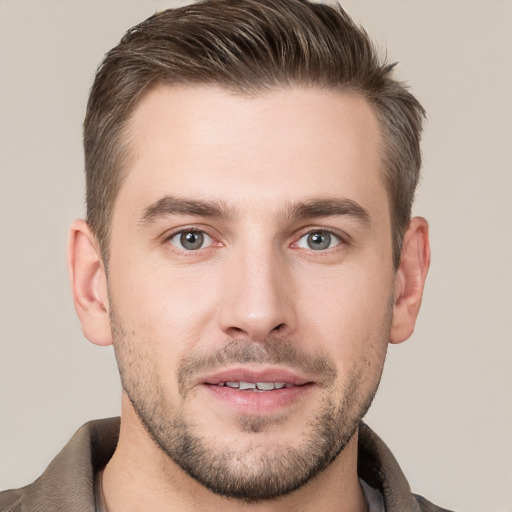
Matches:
[107,85,395,501]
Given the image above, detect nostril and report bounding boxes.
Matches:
[272,323,285,332]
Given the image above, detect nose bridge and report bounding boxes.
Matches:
[219,234,296,340]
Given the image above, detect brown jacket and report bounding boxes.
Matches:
[0,418,453,511]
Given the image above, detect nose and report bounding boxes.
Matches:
[218,244,297,342]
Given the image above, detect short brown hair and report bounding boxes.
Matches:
[84,0,425,268]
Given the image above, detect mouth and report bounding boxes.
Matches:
[213,381,293,391]
[198,367,315,415]
[201,367,311,388]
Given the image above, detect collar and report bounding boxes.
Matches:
[17,418,429,511]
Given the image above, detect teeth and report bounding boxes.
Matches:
[255,382,274,390]
[219,381,290,391]
[239,382,256,390]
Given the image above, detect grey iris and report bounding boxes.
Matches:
[181,231,204,250]
[308,231,331,250]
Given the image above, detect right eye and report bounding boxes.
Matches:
[168,230,214,251]
[295,230,342,251]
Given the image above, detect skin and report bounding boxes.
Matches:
[68,85,430,512]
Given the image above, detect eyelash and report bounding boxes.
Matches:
[165,227,218,253]
[293,228,345,251]
[163,226,347,254]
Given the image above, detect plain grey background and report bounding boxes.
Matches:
[1,1,511,511]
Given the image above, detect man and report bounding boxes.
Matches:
[0,0,450,510]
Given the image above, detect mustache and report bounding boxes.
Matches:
[177,338,338,395]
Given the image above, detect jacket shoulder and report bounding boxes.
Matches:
[0,488,23,512]
[415,493,456,512]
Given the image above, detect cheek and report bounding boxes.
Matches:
[295,263,393,362]
[108,257,222,352]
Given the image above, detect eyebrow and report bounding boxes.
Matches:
[140,196,234,226]
[140,195,370,226]
[284,198,370,225]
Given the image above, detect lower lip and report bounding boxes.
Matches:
[202,383,314,415]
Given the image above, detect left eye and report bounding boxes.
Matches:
[295,230,341,251]
[168,230,213,251]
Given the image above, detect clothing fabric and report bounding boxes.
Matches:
[0,418,453,512]
[360,478,385,512]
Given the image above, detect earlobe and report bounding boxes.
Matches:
[390,217,431,344]
[67,219,113,346]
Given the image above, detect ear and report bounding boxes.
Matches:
[390,217,431,344]
[67,219,112,346]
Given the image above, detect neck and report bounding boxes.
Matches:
[101,398,367,512]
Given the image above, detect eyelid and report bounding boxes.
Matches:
[163,224,215,239]
[169,231,213,249]
[291,227,348,250]
[163,225,221,251]
[160,224,349,253]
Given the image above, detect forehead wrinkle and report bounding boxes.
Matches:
[139,195,238,226]
[280,198,371,226]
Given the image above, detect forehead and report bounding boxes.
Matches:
[116,85,387,220]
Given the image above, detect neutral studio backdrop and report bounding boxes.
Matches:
[1,1,511,511]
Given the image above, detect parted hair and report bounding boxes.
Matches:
[84,0,425,267]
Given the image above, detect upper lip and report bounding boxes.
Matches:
[196,366,313,387]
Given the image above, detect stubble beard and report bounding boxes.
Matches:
[111,312,390,503]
